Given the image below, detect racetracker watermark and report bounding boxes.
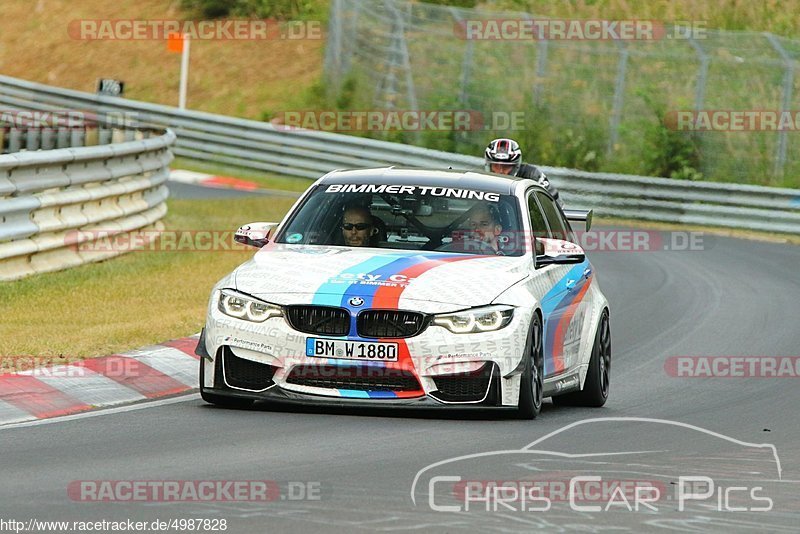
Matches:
[474,230,709,253]
[67,480,322,502]
[0,110,138,130]
[665,356,800,378]
[67,229,710,253]
[274,110,526,132]
[66,230,249,253]
[666,110,800,131]
[454,19,707,41]
[68,19,323,40]
[1,356,180,378]
[1,357,83,376]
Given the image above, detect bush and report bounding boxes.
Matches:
[181,0,328,20]
[639,93,703,180]
[513,104,603,172]
[180,0,233,18]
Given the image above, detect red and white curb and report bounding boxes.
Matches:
[0,336,200,426]
[169,169,261,191]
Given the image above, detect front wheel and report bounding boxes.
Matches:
[517,314,544,419]
[553,309,610,408]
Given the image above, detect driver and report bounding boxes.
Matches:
[341,205,376,247]
[465,202,503,253]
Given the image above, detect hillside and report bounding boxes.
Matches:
[1,0,324,118]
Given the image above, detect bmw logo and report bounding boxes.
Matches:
[349,297,364,307]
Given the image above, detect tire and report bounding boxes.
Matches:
[199,353,254,409]
[552,309,610,408]
[517,313,544,419]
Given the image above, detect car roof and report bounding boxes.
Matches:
[317,167,534,195]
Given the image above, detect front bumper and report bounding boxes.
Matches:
[201,383,521,411]
[199,301,534,407]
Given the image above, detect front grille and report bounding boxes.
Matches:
[223,348,277,390]
[432,363,493,402]
[285,305,349,335]
[357,309,427,338]
[286,364,421,392]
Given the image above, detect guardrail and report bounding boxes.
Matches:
[1,110,143,153]
[0,115,174,281]
[1,74,799,235]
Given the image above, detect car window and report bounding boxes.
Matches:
[527,192,550,238]
[275,182,525,256]
[536,191,569,241]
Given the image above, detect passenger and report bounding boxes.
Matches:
[465,203,503,253]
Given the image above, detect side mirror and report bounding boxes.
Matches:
[535,238,586,268]
[563,209,593,231]
[234,222,279,248]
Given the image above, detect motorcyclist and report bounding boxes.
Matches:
[484,138,562,206]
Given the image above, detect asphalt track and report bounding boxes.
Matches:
[1,182,798,532]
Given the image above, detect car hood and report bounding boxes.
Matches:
[232,244,529,312]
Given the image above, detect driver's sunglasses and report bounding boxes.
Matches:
[342,222,372,231]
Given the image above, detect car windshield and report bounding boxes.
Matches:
[275,182,525,256]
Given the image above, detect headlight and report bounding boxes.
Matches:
[433,305,514,334]
[217,289,282,322]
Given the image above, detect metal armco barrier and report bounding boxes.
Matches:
[0,114,175,281]
[1,74,798,236]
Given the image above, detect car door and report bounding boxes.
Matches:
[532,191,592,377]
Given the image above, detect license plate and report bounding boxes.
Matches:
[306,338,399,361]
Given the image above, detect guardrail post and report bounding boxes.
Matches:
[98,127,112,145]
[534,39,549,107]
[450,6,474,150]
[335,0,361,76]
[26,128,41,151]
[607,41,628,155]
[323,0,344,90]
[56,127,70,149]
[41,128,55,150]
[70,128,84,147]
[764,32,793,178]
[8,128,22,152]
[688,36,709,112]
[375,0,420,142]
[84,126,99,146]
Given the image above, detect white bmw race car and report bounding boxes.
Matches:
[196,168,611,418]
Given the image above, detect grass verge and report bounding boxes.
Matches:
[0,196,296,363]
[172,157,314,193]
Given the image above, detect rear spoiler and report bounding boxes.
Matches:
[563,209,593,231]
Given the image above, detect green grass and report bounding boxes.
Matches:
[0,197,296,361]
[481,0,800,37]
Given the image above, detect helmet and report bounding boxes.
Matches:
[484,138,522,176]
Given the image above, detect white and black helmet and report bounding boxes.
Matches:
[484,138,522,175]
